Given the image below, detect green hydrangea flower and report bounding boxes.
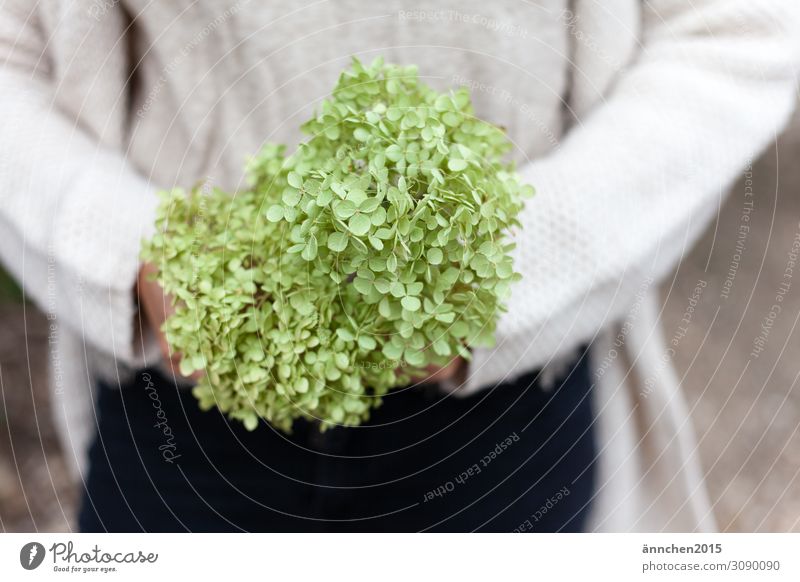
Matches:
[141,57,534,432]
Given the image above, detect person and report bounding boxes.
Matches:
[0,0,797,532]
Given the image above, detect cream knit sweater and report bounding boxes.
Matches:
[1,0,798,531]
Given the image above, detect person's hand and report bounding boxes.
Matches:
[411,356,467,386]
[137,262,202,380]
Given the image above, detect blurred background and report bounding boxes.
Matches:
[2,111,800,533]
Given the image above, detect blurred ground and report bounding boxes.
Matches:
[661,112,800,532]
[1,113,800,533]
[0,305,76,531]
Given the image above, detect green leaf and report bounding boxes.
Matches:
[337,328,355,341]
[243,413,259,431]
[282,188,302,207]
[347,188,368,204]
[385,144,403,162]
[401,296,421,311]
[433,339,452,356]
[358,335,377,350]
[353,127,371,142]
[447,158,467,172]
[404,348,425,366]
[378,296,393,318]
[348,213,371,236]
[302,235,318,261]
[370,207,387,226]
[382,341,404,360]
[353,276,373,294]
[359,198,381,213]
[327,231,349,252]
[333,200,357,219]
[406,282,423,295]
[427,248,443,265]
[296,377,310,393]
[390,281,405,297]
[266,205,284,222]
[287,172,303,188]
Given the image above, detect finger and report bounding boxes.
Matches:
[410,357,463,384]
[140,264,199,380]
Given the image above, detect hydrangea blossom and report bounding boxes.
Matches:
[141,57,533,431]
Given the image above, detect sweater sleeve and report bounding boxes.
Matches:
[0,2,158,365]
[463,0,800,391]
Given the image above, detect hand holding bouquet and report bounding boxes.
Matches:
[141,58,533,431]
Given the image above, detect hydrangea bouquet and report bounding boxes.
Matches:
[141,58,533,431]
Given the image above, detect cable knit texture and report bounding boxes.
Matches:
[1,0,798,531]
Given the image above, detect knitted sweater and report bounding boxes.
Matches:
[1,0,798,531]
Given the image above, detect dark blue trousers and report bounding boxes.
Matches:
[79,350,596,532]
